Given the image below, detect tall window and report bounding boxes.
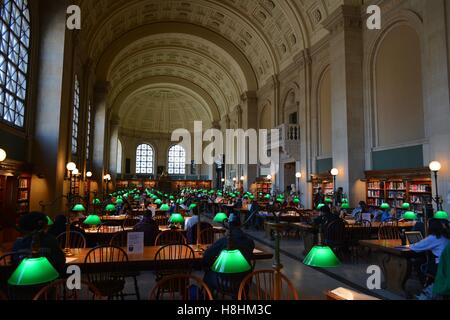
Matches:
[0,0,31,128]
[136,144,154,174]
[71,76,80,155]
[168,145,186,175]
[86,101,92,161]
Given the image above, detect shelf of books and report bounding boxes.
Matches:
[255,178,272,195]
[365,168,432,212]
[17,175,31,215]
[311,173,334,204]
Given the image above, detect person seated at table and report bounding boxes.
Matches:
[13,212,66,275]
[314,188,325,208]
[248,199,261,230]
[410,219,450,279]
[132,210,159,246]
[202,214,255,294]
[47,214,85,238]
[184,206,200,232]
[351,201,368,221]
[373,208,392,222]
[313,205,339,227]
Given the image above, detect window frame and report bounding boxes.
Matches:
[135,143,155,175]
[167,144,186,175]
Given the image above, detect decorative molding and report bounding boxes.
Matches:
[322,5,363,35]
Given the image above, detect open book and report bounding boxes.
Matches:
[328,287,380,300]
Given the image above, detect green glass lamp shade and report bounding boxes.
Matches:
[133,195,140,200]
[265,194,271,200]
[303,246,341,268]
[93,198,101,205]
[276,198,284,203]
[46,216,54,226]
[72,204,86,212]
[341,203,350,209]
[342,199,349,204]
[211,249,252,274]
[105,204,116,212]
[403,211,418,220]
[249,195,255,200]
[293,198,300,204]
[317,204,325,210]
[160,204,170,211]
[213,212,228,223]
[402,203,411,210]
[325,198,332,204]
[434,211,449,220]
[169,213,184,224]
[155,199,162,205]
[380,203,390,210]
[189,203,197,210]
[84,215,102,225]
[8,257,59,286]
[169,196,175,200]
[123,193,128,198]
[115,198,124,205]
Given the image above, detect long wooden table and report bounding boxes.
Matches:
[359,240,423,298]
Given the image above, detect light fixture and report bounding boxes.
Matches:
[212,249,252,273]
[303,225,340,268]
[160,204,170,211]
[105,204,116,212]
[295,172,302,179]
[240,176,245,181]
[8,257,59,286]
[169,213,184,228]
[429,161,443,211]
[403,211,418,220]
[402,203,411,210]
[72,204,86,212]
[221,178,225,182]
[84,214,102,231]
[72,168,79,176]
[86,171,92,178]
[92,198,101,205]
[434,211,449,220]
[341,203,350,209]
[330,168,339,176]
[429,161,442,172]
[380,203,390,210]
[154,199,162,205]
[46,216,54,226]
[233,177,237,182]
[66,162,76,172]
[267,175,272,180]
[0,148,7,162]
[214,212,228,223]
[103,174,111,181]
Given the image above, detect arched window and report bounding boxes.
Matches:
[0,0,31,128]
[71,76,80,155]
[136,144,154,174]
[168,145,186,175]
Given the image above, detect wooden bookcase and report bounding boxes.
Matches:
[255,178,272,194]
[16,175,31,215]
[311,173,334,204]
[365,168,432,213]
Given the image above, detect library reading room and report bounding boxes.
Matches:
[0,0,450,307]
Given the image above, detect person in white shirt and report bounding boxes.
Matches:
[410,219,450,277]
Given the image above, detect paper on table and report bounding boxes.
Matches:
[127,232,144,254]
[65,257,78,264]
[330,287,379,300]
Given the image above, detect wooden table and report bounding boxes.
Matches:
[99,215,128,222]
[359,240,423,298]
[65,245,273,273]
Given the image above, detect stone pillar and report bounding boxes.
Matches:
[30,0,71,214]
[92,82,110,192]
[241,91,258,191]
[422,0,450,212]
[109,115,120,178]
[323,6,365,206]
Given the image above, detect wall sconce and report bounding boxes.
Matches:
[0,148,7,162]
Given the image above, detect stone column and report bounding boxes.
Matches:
[92,82,110,192]
[240,91,258,191]
[109,115,120,178]
[323,6,365,206]
[30,0,71,214]
[422,0,450,212]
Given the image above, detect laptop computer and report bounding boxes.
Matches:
[405,231,423,245]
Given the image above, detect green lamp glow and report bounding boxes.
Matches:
[72,204,86,212]
[402,203,411,210]
[92,198,101,205]
[293,198,300,204]
[105,204,116,212]
[213,212,228,223]
[46,216,54,226]
[403,211,418,220]
[265,194,271,200]
[8,257,59,286]
[434,211,449,220]
[115,198,124,205]
[325,198,332,204]
[169,213,184,224]
[317,203,325,210]
[189,203,197,210]
[303,246,341,268]
[84,215,102,225]
[155,199,162,205]
[380,203,390,210]
[341,203,350,209]
[211,249,252,273]
[160,204,170,211]
[133,195,140,200]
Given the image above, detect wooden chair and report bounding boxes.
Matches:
[96,223,125,245]
[323,219,347,258]
[84,245,128,300]
[155,230,187,246]
[378,222,401,240]
[154,244,195,282]
[33,279,104,300]
[56,231,87,249]
[237,270,299,300]
[149,274,213,300]
[199,227,216,245]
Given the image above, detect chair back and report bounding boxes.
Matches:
[154,244,195,281]
[199,227,216,245]
[149,274,213,300]
[96,223,125,245]
[84,245,128,297]
[324,219,346,246]
[378,222,401,240]
[110,231,130,247]
[56,231,86,249]
[238,269,298,300]
[155,230,188,246]
[187,222,213,244]
[33,279,103,300]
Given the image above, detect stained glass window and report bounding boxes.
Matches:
[168,145,186,175]
[0,0,31,128]
[136,144,154,174]
[71,76,80,155]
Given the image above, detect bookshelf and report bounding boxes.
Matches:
[365,169,432,212]
[16,175,31,215]
[311,173,334,204]
[255,178,272,194]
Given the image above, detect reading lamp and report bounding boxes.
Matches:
[429,161,443,211]
[169,213,184,229]
[303,226,340,268]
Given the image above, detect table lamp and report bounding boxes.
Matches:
[169,213,184,229]
[403,211,418,220]
[46,216,54,226]
[303,226,340,268]
[213,212,228,223]
[434,211,449,220]
[341,203,350,209]
[380,203,390,210]
[105,204,116,214]
[84,214,102,231]
[317,203,325,210]
[160,204,170,211]
[402,203,411,210]
[92,198,101,205]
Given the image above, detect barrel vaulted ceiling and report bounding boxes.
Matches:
[76,0,345,133]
